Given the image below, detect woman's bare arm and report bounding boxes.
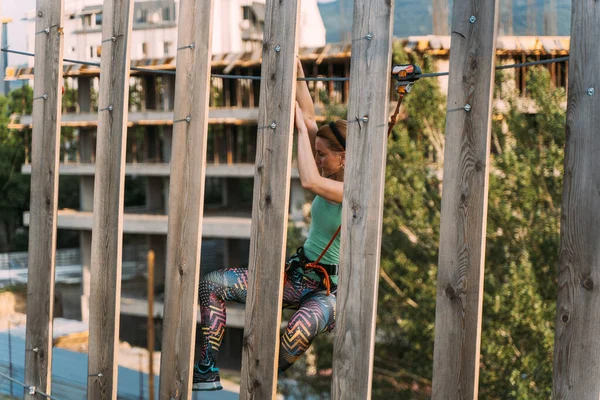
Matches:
[296,58,318,156]
[295,103,343,203]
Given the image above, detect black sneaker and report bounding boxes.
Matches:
[192,363,223,391]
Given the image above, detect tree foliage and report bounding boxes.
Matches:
[376,62,563,398]
[0,83,87,251]
[479,67,563,399]
[0,86,33,251]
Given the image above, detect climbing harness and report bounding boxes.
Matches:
[285,226,341,296]
[302,225,341,296]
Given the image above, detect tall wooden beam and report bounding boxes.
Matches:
[157,0,214,397]
[433,0,450,35]
[239,0,300,397]
[553,0,600,397]
[24,0,64,397]
[330,0,394,397]
[86,0,134,398]
[431,0,499,398]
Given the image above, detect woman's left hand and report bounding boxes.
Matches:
[294,102,308,134]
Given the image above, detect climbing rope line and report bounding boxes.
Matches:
[0,370,62,400]
[2,48,570,82]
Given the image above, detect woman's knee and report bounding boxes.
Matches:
[310,295,336,333]
[290,298,336,335]
[199,268,248,304]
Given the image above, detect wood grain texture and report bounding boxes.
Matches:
[87,1,134,398]
[552,0,600,398]
[431,0,499,398]
[157,0,214,397]
[239,1,300,398]
[147,250,155,400]
[330,0,394,398]
[24,0,64,397]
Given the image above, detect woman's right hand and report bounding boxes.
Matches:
[296,57,305,78]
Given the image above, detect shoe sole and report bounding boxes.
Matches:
[192,382,223,391]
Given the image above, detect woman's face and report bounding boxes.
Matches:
[315,137,344,179]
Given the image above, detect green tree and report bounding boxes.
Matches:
[0,86,33,251]
[374,64,563,398]
[373,43,445,398]
[479,67,563,399]
[0,83,88,251]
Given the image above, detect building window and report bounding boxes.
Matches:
[89,46,94,58]
[242,6,252,21]
[163,7,171,21]
[142,42,148,57]
[83,14,92,28]
[95,13,102,26]
[163,41,172,56]
[96,46,102,58]
[136,8,148,23]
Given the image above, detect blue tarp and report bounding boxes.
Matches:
[0,332,238,399]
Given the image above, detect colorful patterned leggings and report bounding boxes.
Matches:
[198,266,336,372]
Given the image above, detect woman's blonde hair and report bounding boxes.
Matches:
[316,120,347,152]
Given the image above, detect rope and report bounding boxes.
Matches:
[0,371,62,400]
[304,225,342,296]
[387,91,405,137]
[2,48,570,82]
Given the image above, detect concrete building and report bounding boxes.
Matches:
[9,0,326,370]
[21,0,326,66]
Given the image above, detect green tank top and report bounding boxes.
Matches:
[303,195,342,268]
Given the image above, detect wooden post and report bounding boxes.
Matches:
[431,0,499,398]
[433,0,450,35]
[214,125,221,164]
[157,0,214,397]
[553,0,600,397]
[235,68,242,106]
[226,125,233,164]
[87,0,134,398]
[24,0,64,397]
[330,0,394,398]
[248,68,255,108]
[239,0,300,398]
[147,250,155,400]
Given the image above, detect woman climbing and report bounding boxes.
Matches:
[193,59,347,391]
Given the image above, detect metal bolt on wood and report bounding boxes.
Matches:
[469,16,476,23]
[464,104,472,112]
[588,88,595,96]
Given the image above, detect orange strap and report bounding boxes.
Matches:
[304,225,341,296]
[387,88,406,138]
